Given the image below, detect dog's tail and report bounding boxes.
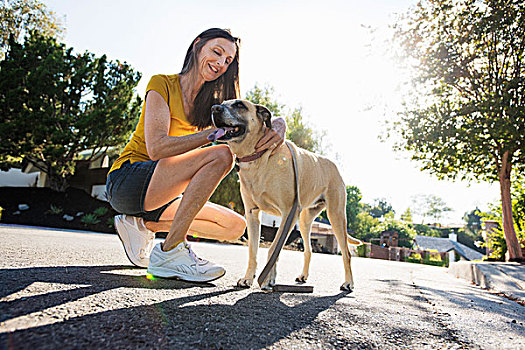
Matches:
[347,234,363,246]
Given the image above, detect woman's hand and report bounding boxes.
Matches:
[255,117,286,155]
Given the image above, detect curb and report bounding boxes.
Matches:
[449,261,525,303]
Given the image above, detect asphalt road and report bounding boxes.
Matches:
[1,224,524,350]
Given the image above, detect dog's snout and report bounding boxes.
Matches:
[212,105,223,113]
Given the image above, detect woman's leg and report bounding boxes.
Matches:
[145,201,246,242]
[143,144,245,250]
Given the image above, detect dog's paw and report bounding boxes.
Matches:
[260,284,273,291]
[340,282,354,292]
[260,279,276,291]
[295,274,308,283]
[236,278,253,288]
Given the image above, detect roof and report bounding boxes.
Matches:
[414,235,484,261]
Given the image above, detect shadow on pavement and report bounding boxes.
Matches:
[0,265,214,322]
[0,265,352,349]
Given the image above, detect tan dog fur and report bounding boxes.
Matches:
[211,99,361,291]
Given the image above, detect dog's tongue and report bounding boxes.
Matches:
[207,127,235,141]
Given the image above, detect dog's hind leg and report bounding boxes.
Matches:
[296,203,325,283]
[326,186,355,292]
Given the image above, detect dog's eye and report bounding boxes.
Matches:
[233,101,247,110]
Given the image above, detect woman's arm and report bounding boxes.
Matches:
[144,90,216,161]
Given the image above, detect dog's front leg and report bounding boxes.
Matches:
[237,207,261,288]
[260,213,296,290]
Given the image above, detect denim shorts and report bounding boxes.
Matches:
[106,160,180,222]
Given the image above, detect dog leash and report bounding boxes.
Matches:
[257,141,301,287]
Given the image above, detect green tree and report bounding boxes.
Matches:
[368,198,395,219]
[371,217,417,248]
[392,0,524,260]
[210,171,244,215]
[352,212,381,242]
[345,185,362,232]
[463,208,483,235]
[400,208,413,223]
[245,84,325,153]
[1,0,64,60]
[481,175,525,260]
[410,194,452,224]
[0,32,142,191]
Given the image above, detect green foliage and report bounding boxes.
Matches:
[0,32,142,191]
[106,217,114,229]
[244,85,284,118]
[392,0,525,183]
[81,213,100,225]
[400,208,413,223]
[391,0,525,257]
[345,186,362,233]
[93,206,108,217]
[244,84,326,154]
[356,244,368,257]
[46,204,63,215]
[481,176,525,260]
[405,252,422,264]
[463,208,482,235]
[0,0,64,60]
[412,223,442,237]
[210,170,244,215]
[481,225,507,261]
[370,217,417,248]
[367,198,394,219]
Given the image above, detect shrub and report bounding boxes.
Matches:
[46,204,63,215]
[93,207,109,217]
[81,213,101,225]
[405,252,422,264]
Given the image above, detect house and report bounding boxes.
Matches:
[413,234,484,262]
[18,149,116,200]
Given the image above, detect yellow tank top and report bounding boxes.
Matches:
[108,74,199,174]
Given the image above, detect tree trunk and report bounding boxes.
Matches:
[498,151,524,261]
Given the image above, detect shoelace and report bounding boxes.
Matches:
[186,244,207,264]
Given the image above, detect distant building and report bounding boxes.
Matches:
[2,149,115,200]
[413,234,484,262]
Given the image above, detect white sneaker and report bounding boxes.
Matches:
[147,242,226,282]
[114,214,155,268]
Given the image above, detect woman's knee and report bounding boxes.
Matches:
[211,145,234,172]
[225,215,247,241]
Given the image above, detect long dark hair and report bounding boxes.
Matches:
[180,28,240,129]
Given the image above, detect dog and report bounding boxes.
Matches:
[211,99,362,291]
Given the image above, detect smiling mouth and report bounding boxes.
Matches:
[208,63,218,74]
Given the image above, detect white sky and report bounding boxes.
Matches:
[45,0,500,224]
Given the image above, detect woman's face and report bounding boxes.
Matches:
[196,37,237,82]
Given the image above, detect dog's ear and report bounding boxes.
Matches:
[256,104,272,129]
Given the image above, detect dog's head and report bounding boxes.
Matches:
[211,99,272,150]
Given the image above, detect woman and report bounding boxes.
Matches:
[105,28,285,282]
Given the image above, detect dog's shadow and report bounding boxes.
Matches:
[1,265,351,349]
